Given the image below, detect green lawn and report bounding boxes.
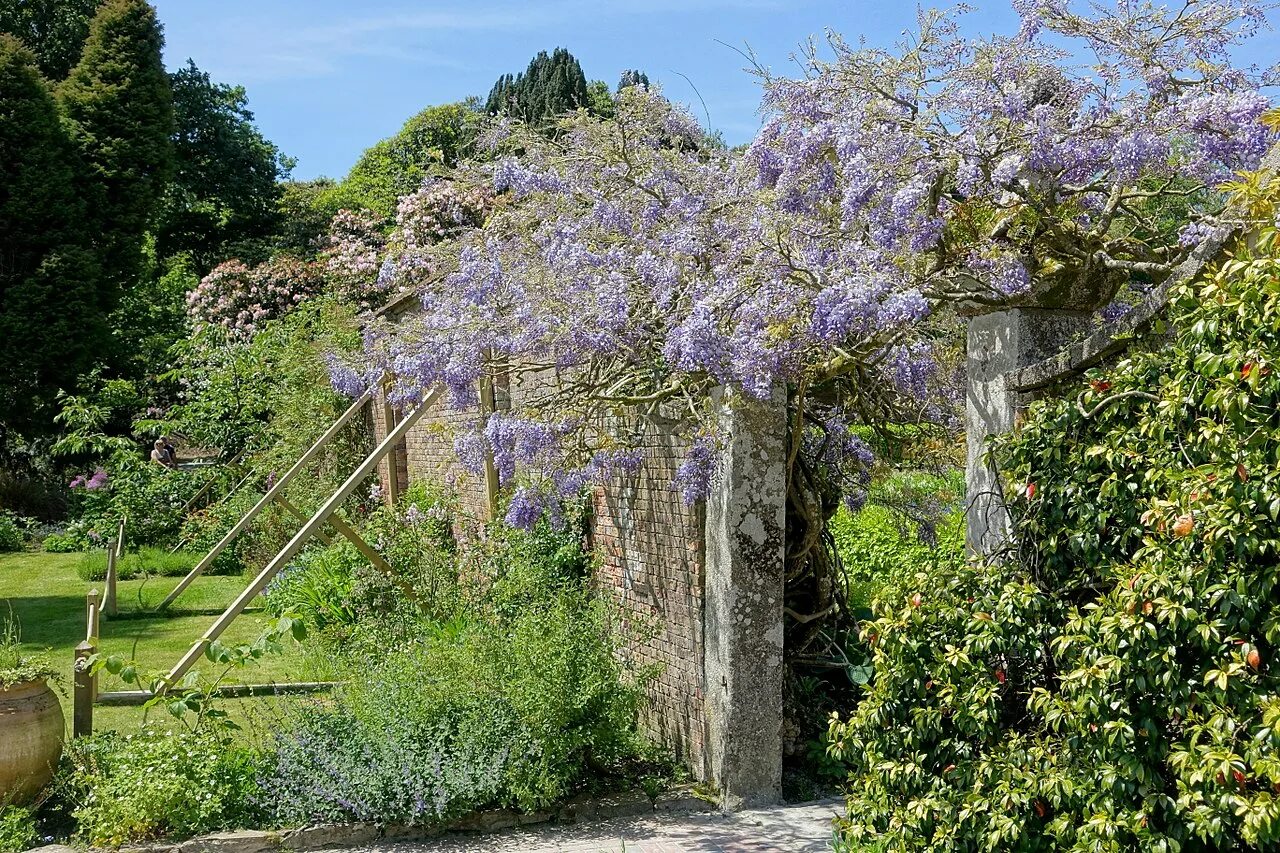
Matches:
[0,550,324,735]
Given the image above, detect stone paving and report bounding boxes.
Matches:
[347,799,843,853]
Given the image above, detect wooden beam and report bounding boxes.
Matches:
[163,386,442,687]
[103,543,118,617]
[272,494,333,545]
[97,681,339,706]
[159,389,374,610]
[379,380,402,507]
[325,512,417,601]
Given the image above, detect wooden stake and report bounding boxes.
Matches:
[163,386,442,687]
[159,389,374,610]
[104,541,118,618]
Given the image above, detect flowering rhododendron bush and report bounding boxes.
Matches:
[828,168,1280,850]
[187,256,323,335]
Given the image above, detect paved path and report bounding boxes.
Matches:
[349,799,843,853]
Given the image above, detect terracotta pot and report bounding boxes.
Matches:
[0,679,64,804]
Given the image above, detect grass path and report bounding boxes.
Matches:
[0,550,320,735]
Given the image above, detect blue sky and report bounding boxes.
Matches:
[151,1,1278,182]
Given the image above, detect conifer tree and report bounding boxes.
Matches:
[0,36,103,441]
[484,47,590,131]
[58,0,173,303]
[0,0,101,80]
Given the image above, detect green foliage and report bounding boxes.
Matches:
[325,102,480,218]
[41,532,84,553]
[157,60,292,271]
[67,456,205,546]
[0,35,103,442]
[260,497,652,825]
[0,513,24,553]
[274,178,342,258]
[58,0,174,299]
[485,48,593,130]
[830,176,1280,851]
[263,543,359,630]
[76,546,199,581]
[0,0,100,80]
[59,729,264,846]
[831,500,963,609]
[0,612,58,688]
[0,805,38,853]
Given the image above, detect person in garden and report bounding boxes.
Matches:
[160,434,178,465]
[150,438,176,469]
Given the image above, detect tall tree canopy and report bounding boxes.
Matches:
[484,47,591,129]
[58,0,173,301]
[157,59,293,271]
[327,102,480,218]
[0,0,101,80]
[0,36,103,442]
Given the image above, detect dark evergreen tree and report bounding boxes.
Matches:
[58,0,174,304]
[0,36,103,441]
[156,59,292,272]
[484,47,590,131]
[617,69,649,91]
[0,0,101,80]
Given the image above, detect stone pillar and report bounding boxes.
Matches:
[966,308,1093,554]
[703,386,787,810]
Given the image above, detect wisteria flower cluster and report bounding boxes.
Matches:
[330,0,1276,528]
[187,257,324,336]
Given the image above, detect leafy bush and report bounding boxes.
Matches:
[0,513,23,552]
[259,506,650,826]
[830,177,1280,850]
[260,591,646,825]
[68,457,206,547]
[0,806,38,853]
[263,543,359,630]
[41,532,85,553]
[60,729,264,846]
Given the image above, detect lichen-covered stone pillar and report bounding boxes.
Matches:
[966,308,1093,554]
[703,385,786,810]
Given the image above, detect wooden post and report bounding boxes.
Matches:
[104,541,118,617]
[74,590,99,738]
[163,386,442,687]
[379,380,402,507]
[479,352,500,521]
[159,389,374,609]
[73,642,95,738]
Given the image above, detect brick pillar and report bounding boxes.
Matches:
[965,308,1093,555]
[703,385,786,810]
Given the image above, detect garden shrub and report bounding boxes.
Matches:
[41,532,85,553]
[68,457,206,547]
[263,543,359,630]
[0,512,23,552]
[59,729,264,846]
[0,806,38,853]
[259,502,650,826]
[830,180,1280,850]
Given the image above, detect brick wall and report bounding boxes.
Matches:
[371,369,710,779]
